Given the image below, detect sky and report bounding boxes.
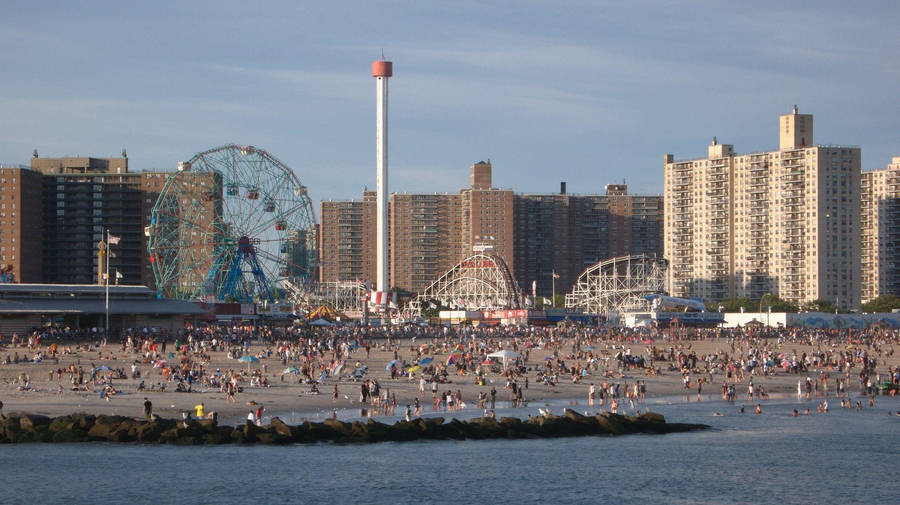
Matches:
[1,0,898,207]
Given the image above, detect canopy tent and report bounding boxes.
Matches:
[486,349,522,368]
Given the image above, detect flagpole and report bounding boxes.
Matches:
[551,270,556,308]
[105,229,110,341]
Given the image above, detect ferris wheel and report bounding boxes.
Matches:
[147,144,316,303]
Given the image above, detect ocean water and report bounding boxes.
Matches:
[1,396,897,505]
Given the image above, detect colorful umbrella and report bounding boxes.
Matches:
[419,357,434,365]
[407,365,421,373]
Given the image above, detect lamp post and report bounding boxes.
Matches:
[105,230,110,340]
[759,292,772,327]
[551,271,555,308]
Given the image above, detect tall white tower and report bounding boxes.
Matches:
[372,59,392,296]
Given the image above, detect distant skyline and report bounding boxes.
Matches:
[1,1,898,205]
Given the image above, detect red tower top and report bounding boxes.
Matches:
[372,60,393,77]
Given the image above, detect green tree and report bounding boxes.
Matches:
[420,299,445,318]
[861,294,900,313]
[805,298,836,313]
[759,293,797,313]
[707,294,797,313]
[553,294,566,309]
[713,297,753,313]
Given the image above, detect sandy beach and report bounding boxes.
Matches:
[1,331,897,424]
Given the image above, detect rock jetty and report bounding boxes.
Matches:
[0,410,708,445]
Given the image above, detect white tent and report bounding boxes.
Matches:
[487,349,522,368]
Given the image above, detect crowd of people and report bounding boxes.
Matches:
[0,321,897,422]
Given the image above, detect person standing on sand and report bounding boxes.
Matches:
[490,387,497,410]
[143,398,152,420]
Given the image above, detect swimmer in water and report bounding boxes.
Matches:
[755,404,762,414]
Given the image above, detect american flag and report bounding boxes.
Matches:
[552,271,560,279]
[108,234,121,246]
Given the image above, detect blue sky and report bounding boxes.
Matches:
[1,0,898,205]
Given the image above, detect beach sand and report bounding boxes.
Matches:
[1,336,895,423]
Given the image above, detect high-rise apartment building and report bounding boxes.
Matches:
[320,162,513,294]
[514,184,662,296]
[391,192,462,291]
[319,191,377,284]
[0,166,43,283]
[31,154,143,285]
[664,107,861,310]
[15,152,176,288]
[320,160,662,297]
[460,164,515,274]
[861,157,900,302]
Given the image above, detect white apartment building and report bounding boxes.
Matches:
[861,157,900,302]
[664,107,861,310]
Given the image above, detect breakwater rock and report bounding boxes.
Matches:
[0,410,708,445]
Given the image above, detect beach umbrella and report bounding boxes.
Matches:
[584,346,596,351]
[481,359,494,365]
[333,365,344,377]
[407,365,421,373]
[94,365,112,372]
[153,360,167,368]
[238,355,259,371]
[419,357,433,365]
[283,367,300,375]
[543,356,553,361]
[386,359,399,371]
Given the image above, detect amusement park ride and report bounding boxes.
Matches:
[147,145,317,305]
